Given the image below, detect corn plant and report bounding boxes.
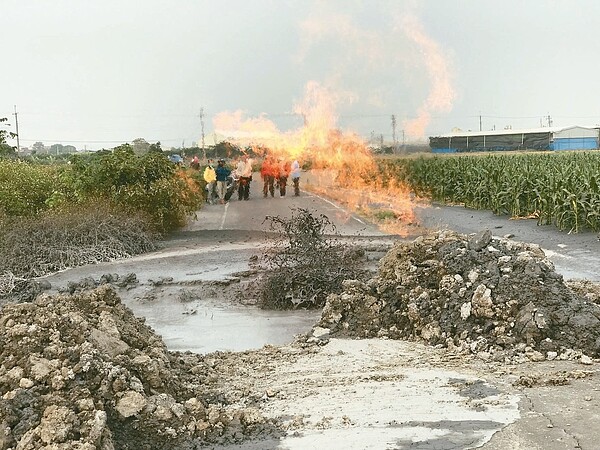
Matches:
[378,151,600,233]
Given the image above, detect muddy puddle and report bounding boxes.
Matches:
[113,278,322,354]
[130,297,321,353]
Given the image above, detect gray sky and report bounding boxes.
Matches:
[3,0,600,150]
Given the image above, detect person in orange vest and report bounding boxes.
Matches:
[260,155,278,198]
[277,158,291,197]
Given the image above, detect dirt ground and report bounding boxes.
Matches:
[2,178,600,450]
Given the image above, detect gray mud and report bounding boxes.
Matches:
[320,229,600,359]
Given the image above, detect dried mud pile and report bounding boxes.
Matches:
[3,228,600,449]
[0,285,279,450]
[319,230,600,361]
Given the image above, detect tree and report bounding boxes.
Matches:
[131,138,150,154]
[213,141,242,159]
[32,142,45,153]
[0,117,16,158]
[148,141,162,153]
[50,144,65,155]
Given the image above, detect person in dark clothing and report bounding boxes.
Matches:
[215,159,231,204]
[277,158,291,197]
[290,159,301,196]
[260,155,278,198]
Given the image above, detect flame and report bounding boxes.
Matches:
[295,5,456,141]
[213,81,373,171]
[212,81,419,236]
[206,5,458,236]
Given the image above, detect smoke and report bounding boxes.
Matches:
[212,3,456,144]
[399,13,456,139]
[295,11,387,69]
[295,2,456,141]
[212,110,280,141]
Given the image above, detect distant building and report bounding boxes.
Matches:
[429,126,600,153]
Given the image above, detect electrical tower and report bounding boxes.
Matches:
[199,108,206,160]
[402,129,405,152]
[391,114,397,153]
[13,105,20,152]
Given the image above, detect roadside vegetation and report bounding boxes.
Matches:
[257,208,367,309]
[0,144,202,295]
[4,130,600,300]
[369,151,600,233]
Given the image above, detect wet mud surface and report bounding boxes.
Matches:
[2,196,600,449]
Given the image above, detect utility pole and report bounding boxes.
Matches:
[547,114,553,127]
[391,114,397,153]
[199,108,206,160]
[402,129,405,152]
[479,113,482,132]
[13,105,20,153]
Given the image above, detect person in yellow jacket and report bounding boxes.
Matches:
[203,159,217,204]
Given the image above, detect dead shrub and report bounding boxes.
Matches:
[0,201,157,281]
[257,208,367,310]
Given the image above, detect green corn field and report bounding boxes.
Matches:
[377,151,600,233]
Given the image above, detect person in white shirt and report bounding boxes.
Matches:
[290,160,301,196]
[235,154,253,200]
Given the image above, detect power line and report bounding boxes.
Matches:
[13,105,20,152]
[17,138,189,144]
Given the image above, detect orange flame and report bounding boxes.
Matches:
[213,81,372,170]
[212,81,419,236]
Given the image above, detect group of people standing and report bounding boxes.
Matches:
[201,154,300,204]
[201,158,234,204]
[260,155,301,198]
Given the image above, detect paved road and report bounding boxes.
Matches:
[185,174,387,237]
[415,203,600,282]
[191,173,600,283]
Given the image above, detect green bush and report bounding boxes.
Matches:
[114,174,201,232]
[66,145,202,233]
[0,145,202,233]
[0,161,61,216]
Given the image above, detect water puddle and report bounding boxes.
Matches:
[130,297,321,354]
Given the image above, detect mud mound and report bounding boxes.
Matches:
[0,285,279,450]
[0,273,140,307]
[319,230,600,360]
